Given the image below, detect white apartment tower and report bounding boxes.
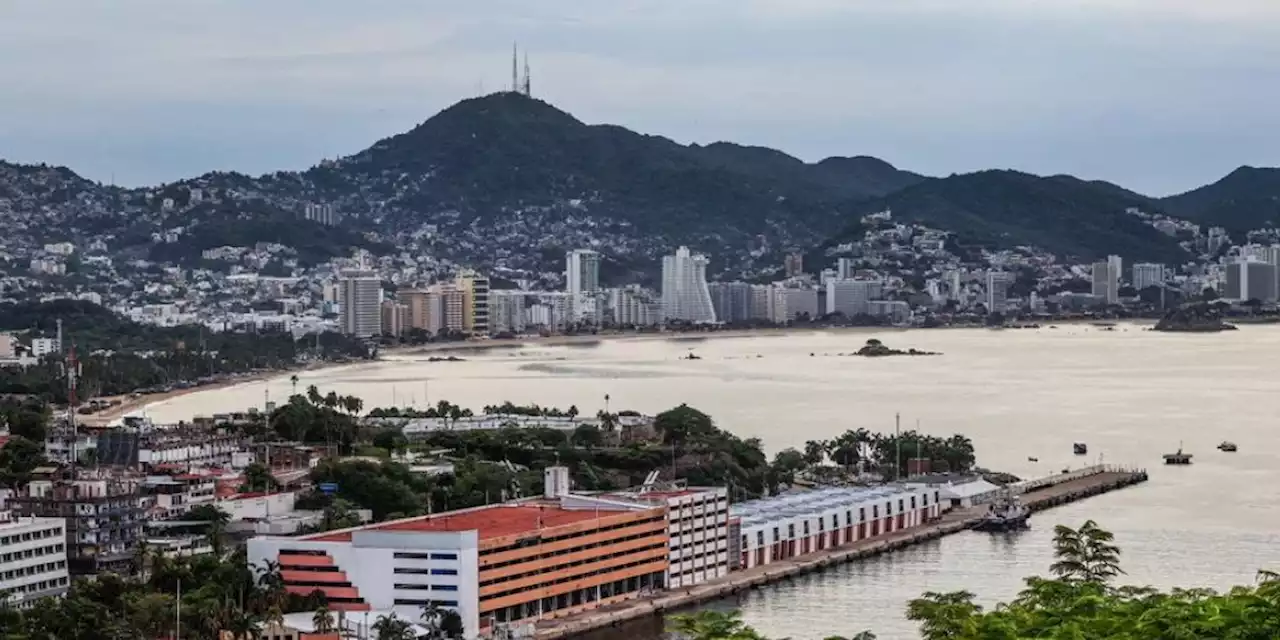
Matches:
[0,512,70,608]
[566,249,602,324]
[1132,263,1165,292]
[661,247,717,323]
[339,269,382,338]
[1091,255,1122,304]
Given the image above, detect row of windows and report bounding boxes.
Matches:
[0,544,65,564]
[393,583,458,592]
[752,499,933,546]
[481,540,667,591]
[0,527,63,547]
[1,560,67,581]
[483,514,665,557]
[671,533,729,553]
[392,552,458,561]
[394,598,458,608]
[3,575,68,595]
[484,552,666,603]
[393,567,458,576]
[484,525,664,572]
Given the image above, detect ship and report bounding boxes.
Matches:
[1073,442,1088,455]
[973,491,1031,532]
[1217,441,1238,452]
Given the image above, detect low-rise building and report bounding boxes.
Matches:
[594,481,730,589]
[8,475,144,576]
[732,485,940,570]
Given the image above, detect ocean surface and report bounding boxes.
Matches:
[144,325,1280,639]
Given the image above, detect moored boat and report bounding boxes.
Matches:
[1218,441,1238,452]
[973,491,1030,532]
[1163,443,1193,465]
[1073,442,1088,455]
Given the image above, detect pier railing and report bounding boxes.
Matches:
[1010,464,1146,494]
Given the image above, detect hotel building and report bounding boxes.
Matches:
[733,485,940,569]
[247,468,668,638]
[0,511,70,609]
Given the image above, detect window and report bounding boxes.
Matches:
[430,553,458,561]
[430,568,458,576]
[433,585,458,592]
[393,552,433,560]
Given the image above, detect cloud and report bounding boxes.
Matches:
[1,0,1278,193]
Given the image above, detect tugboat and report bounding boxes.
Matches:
[1163,442,1193,465]
[1218,441,1238,452]
[973,490,1031,532]
[1073,442,1088,455]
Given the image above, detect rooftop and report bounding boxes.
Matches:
[302,501,632,543]
[731,485,912,528]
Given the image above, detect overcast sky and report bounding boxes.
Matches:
[2,0,1278,195]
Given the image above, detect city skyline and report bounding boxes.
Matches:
[3,1,1279,193]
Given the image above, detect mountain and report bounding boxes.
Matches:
[0,92,1268,279]
[821,170,1188,263]
[1160,166,1280,234]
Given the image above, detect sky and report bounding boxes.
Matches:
[2,0,1279,195]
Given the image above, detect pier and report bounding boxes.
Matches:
[534,464,1149,639]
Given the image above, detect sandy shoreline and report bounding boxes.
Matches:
[85,321,1143,424]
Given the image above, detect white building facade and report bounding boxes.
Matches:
[566,249,602,324]
[0,513,70,609]
[733,486,940,570]
[826,278,883,317]
[661,247,717,323]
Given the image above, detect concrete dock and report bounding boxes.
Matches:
[534,464,1149,639]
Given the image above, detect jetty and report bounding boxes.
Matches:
[534,464,1148,639]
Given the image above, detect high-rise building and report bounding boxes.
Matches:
[339,269,382,338]
[782,287,819,321]
[708,282,754,324]
[380,300,408,338]
[0,512,70,608]
[985,271,1014,312]
[1225,258,1278,302]
[434,285,466,334]
[784,251,804,278]
[826,279,884,317]
[455,270,490,335]
[606,287,662,327]
[661,247,717,323]
[565,250,602,325]
[1091,256,1121,304]
[836,257,856,281]
[488,290,527,335]
[1132,263,1165,291]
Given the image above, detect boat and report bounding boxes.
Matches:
[973,490,1030,532]
[1073,442,1088,455]
[1163,443,1193,465]
[1218,441,1238,452]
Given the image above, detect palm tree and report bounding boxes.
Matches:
[290,374,299,398]
[372,612,415,640]
[313,606,336,633]
[307,385,323,407]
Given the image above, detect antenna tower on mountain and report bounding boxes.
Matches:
[511,42,519,93]
[523,52,531,97]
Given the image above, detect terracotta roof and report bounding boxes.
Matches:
[303,502,632,543]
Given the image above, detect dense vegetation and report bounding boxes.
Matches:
[670,520,1280,640]
[768,427,976,484]
[0,300,371,401]
[1160,165,1280,234]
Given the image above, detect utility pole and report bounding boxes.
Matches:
[895,412,902,482]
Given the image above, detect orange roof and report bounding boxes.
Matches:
[304,503,633,543]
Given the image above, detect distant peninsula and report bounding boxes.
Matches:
[1153,304,1238,333]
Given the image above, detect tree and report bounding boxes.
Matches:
[802,439,826,467]
[668,610,766,640]
[187,504,231,557]
[571,424,603,449]
[0,435,45,490]
[313,607,336,633]
[372,612,415,640]
[1048,519,1123,583]
[240,462,280,493]
[654,404,715,445]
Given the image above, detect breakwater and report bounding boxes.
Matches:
[535,465,1149,639]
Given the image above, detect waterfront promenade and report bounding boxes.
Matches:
[534,465,1149,639]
